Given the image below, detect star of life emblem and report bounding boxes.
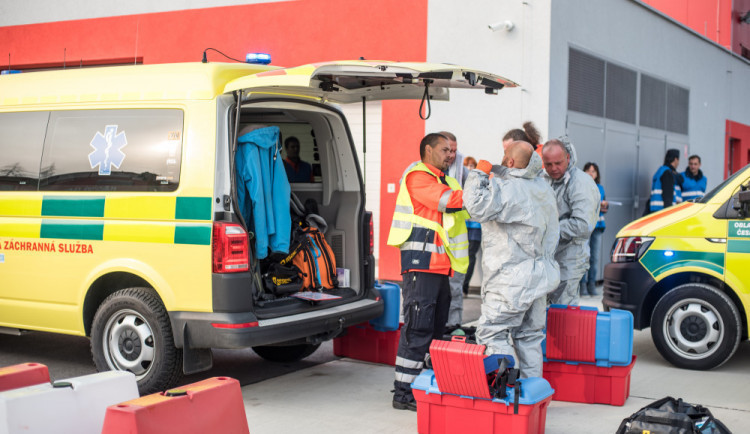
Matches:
[88,125,127,176]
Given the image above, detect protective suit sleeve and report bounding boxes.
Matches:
[559,174,600,242]
[406,170,463,213]
[463,170,526,223]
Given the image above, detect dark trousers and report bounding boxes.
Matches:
[393,271,451,398]
[462,239,482,294]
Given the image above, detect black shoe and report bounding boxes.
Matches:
[392,395,418,411]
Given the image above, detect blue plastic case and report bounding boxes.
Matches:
[369,281,400,332]
[543,305,634,367]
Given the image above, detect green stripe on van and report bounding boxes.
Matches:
[41,196,105,218]
[640,250,724,278]
[728,239,750,254]
[175,197,212,220]
[40,220,104,241]
[174,225,211,245]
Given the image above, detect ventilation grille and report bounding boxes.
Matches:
[328,230,344,267]
[640,74,667,130]
[605,63,637,124]
[568,48,605,117]
[666,84,689,134]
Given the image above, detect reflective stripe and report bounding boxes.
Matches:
[395,356,424,370]
[598,215,606,222]
[394,204,413,214]
[682,191,702,198]
[451,248,469,258]
[651,201,664,206]
[651,189,662,195]
[437,190,451,212]
[448,232,468,245]
[401,241,445,254]
[390,219,412,229]
[395,372,419,384]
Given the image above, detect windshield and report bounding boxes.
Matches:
[698,164,750,203]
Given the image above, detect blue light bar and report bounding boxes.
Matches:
[246,53,272,65]
[1,70,22,75]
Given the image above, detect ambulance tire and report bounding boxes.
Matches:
[252,343,321,363]
[91,287,183,395]
[651,283,741,370]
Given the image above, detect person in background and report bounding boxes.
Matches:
[542,137,600,306]
[282,136,314,183]
[580,162,607,298]
[681,155,707,201]
[463,141,560,378]
[463,156,481,296]
[502,121,543,165]
[386,133,469,411]
[647,149,683,214]
[439,132,469,330]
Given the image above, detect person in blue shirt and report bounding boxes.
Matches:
[580,162,607,297]
[647,149,683,214]
[283,136,314,183]
[681,155,707,201]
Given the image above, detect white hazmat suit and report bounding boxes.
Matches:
[543,138,601,306]
[463,152,560,378]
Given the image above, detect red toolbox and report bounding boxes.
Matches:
[542,355,637,406]
[429,336,514,399]
[0,363,50,392]
[544,305,633,367]
[333,322,401,365]
[412,370,553,434]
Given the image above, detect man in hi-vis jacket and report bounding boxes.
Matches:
[387,133,469,411]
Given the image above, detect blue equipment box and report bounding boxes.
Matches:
[369,281,400,332]
[543,305,633,367]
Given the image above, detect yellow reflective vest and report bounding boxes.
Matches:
[387,162,470,274]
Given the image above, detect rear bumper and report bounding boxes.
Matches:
[170,295,384,349]
[602,261,656,329]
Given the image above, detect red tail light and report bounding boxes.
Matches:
[212,222,249,273]
[365,211,374,256]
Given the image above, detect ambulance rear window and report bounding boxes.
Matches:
[38,109,183,192]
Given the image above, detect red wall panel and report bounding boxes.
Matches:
[0,0,427,67]
[641,0,733,50]
[725,120,750,178]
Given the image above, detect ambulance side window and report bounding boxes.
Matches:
[0,111,50,191]
[39,109,184,192]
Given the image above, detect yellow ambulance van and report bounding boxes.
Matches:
[0,60,516,393]
[603,165,750,370]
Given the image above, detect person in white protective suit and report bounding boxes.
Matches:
[463,141,560,378]
[541,137,601,306]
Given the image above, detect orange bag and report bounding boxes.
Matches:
[280,227,338,290]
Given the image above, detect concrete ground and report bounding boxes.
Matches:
[240,292,750,434]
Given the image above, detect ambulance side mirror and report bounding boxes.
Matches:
[733,183,750,218]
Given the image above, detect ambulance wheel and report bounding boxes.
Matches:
[91,287,183,395]
[252,343,321,362]
[651,283,741,370]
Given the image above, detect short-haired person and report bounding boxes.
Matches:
[542,138,601,306]
[682,155,707,201]
[463,141,560,377]
[647,149,683,213]
[387,133,469,411]
[282,136,314,183]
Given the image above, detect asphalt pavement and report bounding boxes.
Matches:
[239,291,750,434]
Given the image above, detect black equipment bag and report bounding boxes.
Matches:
[261,262,304,296]
[616,396,732,434]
